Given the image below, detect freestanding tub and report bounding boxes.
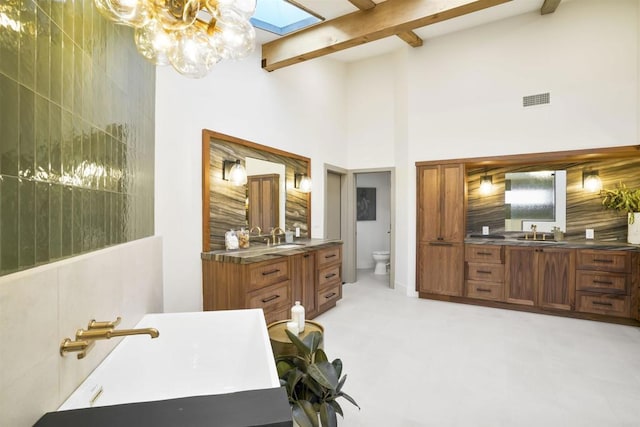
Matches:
[58,309,280,410]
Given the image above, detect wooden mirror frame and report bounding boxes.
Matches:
[202,129,311,252]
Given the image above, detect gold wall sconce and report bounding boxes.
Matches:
[479,174,493,195]
[223,160,247,186]
[294,173,312,193]
[583,170,602,192]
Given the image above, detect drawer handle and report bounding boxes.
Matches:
[325,292,337,299]
[325,273,337,279]
[592,280,614,285]
[477,252,493,256]
[476,270,492,274]
[261,269,281,276]
[261,295,280,303]
[325,254,337,259]
[592,301,613,307]
[429,242,453,246]
[592,258,614,264]
[303,254,310,258]
[476,288,492,293]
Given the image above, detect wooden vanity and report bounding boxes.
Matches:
[202,240,343,324]
[416,145,640,325]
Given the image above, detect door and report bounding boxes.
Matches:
[505,246,537,306]
[248,174,279,231]
[326,171,342,240]
[538,248,575,311]
[418,242,464,296]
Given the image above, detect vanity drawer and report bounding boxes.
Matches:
[318,266,341,289]
[466,263,504,282]
[318,283,341,312]
[576,270,628,294]
[465,280,504,301]
[249,259,290,291]
[317,246,341,268]
[576,250,629,273]
[465,245,504,264]
[576,291,630,318]
[247,281,290,312]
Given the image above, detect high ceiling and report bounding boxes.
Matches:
[256,0,566,66]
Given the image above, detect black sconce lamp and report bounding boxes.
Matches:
[222,160,247,186]
[294,173,312,193]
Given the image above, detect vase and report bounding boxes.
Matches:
[629,213,640,244]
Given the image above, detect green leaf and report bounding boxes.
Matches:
[319,402,338,427]
[294,400,319,427]
[302,375,324,398]
[329,400,343,417]
[276,359,296,378]
[338,390,360,409]
[314,348,328,364]
[336,375,346,393]
[308,362,339,390]
[331,359,343,379]
[302,331,323,353]
[287,369,304,397]
[285,329,312,358]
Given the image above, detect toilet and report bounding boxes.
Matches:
[372,251,390,275]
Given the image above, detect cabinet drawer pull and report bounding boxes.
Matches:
[593,258,614,264]
[325,273,337,279]
[325,292,337,299]
[476,288,492,293]
[261,295,280,303]
[261,269,280,276]
[477,252,493,255]
[429,242,453,246]
[303,254,310,258]
[325,254,337,259]
[592,301,613,307]
[592,280,614,285]
[476,270,492,274]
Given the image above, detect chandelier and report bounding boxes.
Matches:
[94,0,257,78]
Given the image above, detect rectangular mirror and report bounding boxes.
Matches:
[504,170,566,232]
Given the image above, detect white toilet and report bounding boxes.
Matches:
[372,251,390,275]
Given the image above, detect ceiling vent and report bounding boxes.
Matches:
[523,92,550,107]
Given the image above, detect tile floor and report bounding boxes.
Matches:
[315,270,640,427]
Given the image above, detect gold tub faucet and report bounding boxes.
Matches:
[60,317,159,359]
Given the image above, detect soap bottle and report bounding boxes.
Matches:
[291,301,305,333]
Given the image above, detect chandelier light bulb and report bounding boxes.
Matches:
[94,0,256,78]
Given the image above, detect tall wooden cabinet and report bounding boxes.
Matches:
[416,163,465,296]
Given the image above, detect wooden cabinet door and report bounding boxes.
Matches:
[417,166,440,242]
[291,252,317,318]
[440,164,465,241]
[248,174,279,231]
[538,248,575,311]
[505,246,537,306]
[418,243,463,296]
[417,164,464,242]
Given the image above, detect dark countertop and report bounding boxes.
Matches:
[465,236,640,251]
[35,387,292,427]
[201,238,343,264]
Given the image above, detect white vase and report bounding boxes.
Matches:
[628,213,640,244]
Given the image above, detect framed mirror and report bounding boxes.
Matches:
[202,130,311,251]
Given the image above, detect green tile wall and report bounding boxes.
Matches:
[0,0,155,276]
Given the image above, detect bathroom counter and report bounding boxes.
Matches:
[465,237,640,251]
[201,238,343,264]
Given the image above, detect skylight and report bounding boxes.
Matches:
[251,0,323,36]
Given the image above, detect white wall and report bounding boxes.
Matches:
[345,0,638,295]
[356,173,391,268]
[0,237,163,426]
[155,52,349,312]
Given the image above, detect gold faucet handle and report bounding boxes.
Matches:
[60,338,95,359]
[88,316,122,330]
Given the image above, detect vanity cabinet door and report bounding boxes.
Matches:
[417,164,464,242]
[537,248,575,311]
[291,252,317,318]
[418,243,463,296]
[505,247,537,306]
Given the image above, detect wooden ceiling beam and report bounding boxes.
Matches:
[540,0,561,15]
[262,0,511,72]
[348,0,424,48]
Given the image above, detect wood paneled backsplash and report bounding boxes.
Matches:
[467,158,640,241]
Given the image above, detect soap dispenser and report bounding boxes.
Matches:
[291,301,305,333]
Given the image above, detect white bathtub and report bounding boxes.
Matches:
[59,309,280,410]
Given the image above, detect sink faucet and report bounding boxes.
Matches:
[249,226,262,236]
[271,227,285,245]
[531,224,537,240]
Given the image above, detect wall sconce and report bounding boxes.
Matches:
[479,174,493,195]
[583,170,602,192]
[222,160,247,186]
[294,173,312,193]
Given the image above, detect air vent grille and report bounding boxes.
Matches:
[523,92,550,107]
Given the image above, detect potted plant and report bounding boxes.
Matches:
[600,182,640,244]
[276,330,359,427]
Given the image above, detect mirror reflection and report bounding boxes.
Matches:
[504,170,566,232]
[245,157,286,231]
